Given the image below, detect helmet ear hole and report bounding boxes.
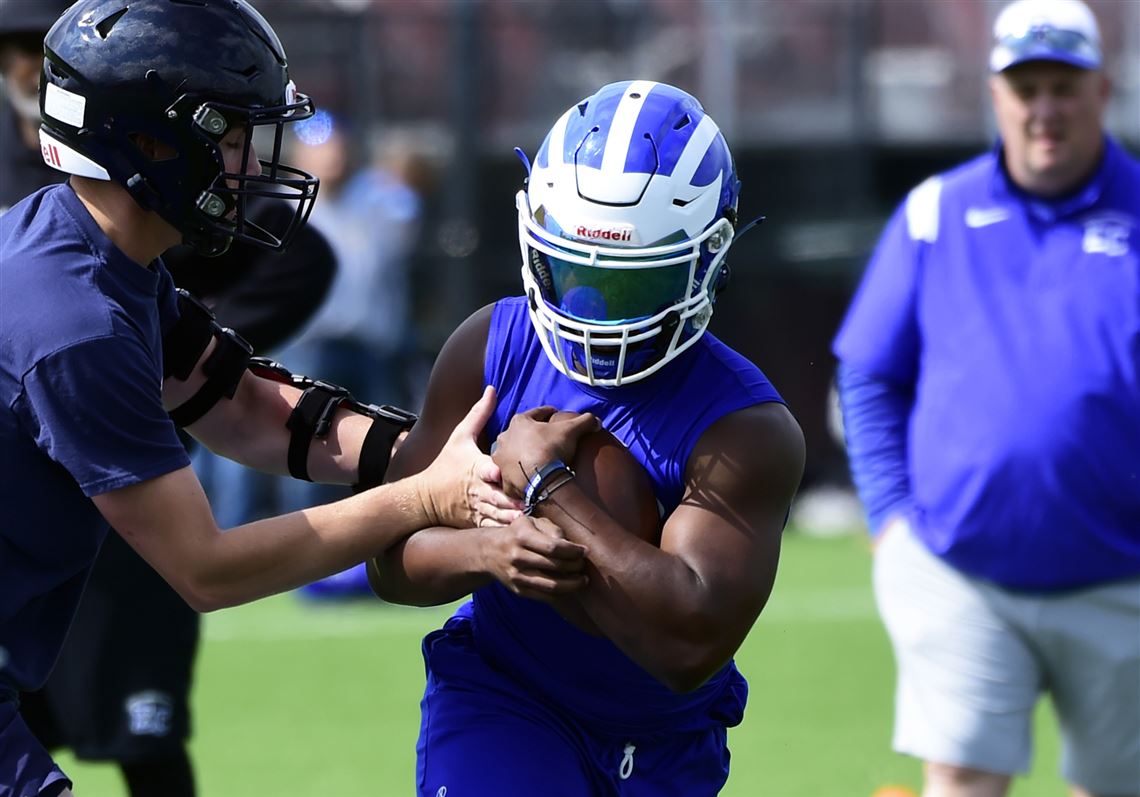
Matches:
[129,133,178,163]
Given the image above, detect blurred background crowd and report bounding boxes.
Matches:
[247,0,1139,531]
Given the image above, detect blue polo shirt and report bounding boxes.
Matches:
[0,184,188,699]
[834,137,1140,591]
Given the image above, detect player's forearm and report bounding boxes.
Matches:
[181,479,431,611]
[579,549,737,693]
[190,373,371,484]
[537,489,739,692]
[369,527,493,607]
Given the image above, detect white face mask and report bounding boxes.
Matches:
[0,77,41,122]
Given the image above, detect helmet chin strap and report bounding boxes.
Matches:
[735,215,766,240]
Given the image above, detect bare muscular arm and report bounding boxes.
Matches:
[496,401,806,693]
[367,305,593,606]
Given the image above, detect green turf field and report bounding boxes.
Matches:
[57,532,1063,796]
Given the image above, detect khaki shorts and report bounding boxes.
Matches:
[873,519,1140,794]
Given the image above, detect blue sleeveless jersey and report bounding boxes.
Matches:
[462,296,784,734]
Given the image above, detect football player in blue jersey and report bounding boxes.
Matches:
[369,80,806,796]
[0,2,553,795]
[833,1,1140,795]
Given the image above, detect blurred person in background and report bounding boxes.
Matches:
[370,80,805,796]
[275,115,438,598]
[0,1,535,794]
[833,1,1139,795]
[278,115,428,411]
[0,0,63,211]
[2,3,337,794]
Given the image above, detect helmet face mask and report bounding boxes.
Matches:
[518,80,740,387]
[38,0,319,256]
[178,88,319,253]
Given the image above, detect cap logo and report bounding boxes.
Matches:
[989,0,1102,72]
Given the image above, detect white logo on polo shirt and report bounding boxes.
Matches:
[1082,214,1132,257]
[965,207,1012,228]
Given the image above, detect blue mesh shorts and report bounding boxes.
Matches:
[416,617,732,797]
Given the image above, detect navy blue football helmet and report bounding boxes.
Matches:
[39,0,318,256]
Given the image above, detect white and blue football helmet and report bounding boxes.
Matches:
[518,80,741,387]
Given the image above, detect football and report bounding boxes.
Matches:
[550,411,661,546]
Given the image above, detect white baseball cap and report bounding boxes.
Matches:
[990,0,1102,73]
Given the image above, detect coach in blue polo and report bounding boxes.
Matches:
[833,0,1139,794]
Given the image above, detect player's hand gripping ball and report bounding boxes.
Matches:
[547,412,661,636]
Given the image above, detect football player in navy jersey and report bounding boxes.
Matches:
[369,80,805,796]
[3,3,346,794]
[0,2,564,795]
[833,1,1140,794]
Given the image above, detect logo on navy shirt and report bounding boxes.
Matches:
[125,690,174,737]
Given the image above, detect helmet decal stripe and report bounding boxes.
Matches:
[693,131,731,191]
[670,115,721,189]
[537,106,573,171]
[632,84,699,177]
[39,129,110,180]
[600,80,655,175]
[562,80,632,171]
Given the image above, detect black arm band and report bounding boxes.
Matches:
[354,405,418,491]
[163,289,216,381]
[285,382,350,481]
[167,325,254,428]
[245,357,417,486]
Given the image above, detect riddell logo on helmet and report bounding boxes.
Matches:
[576,225,634,243]
[41,142,62,169]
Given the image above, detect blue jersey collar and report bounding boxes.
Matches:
[990,134,1117,223]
